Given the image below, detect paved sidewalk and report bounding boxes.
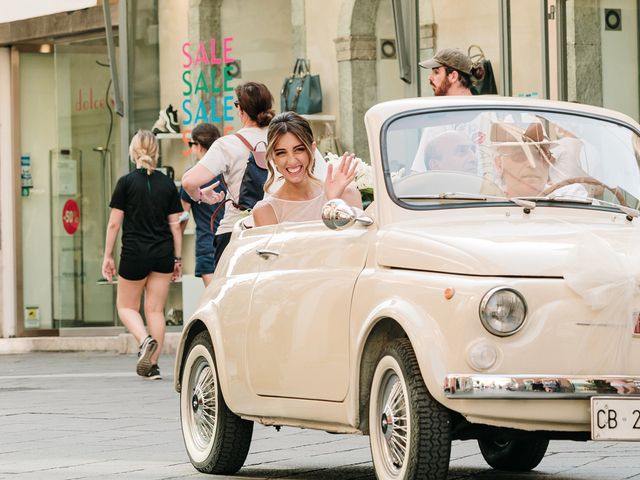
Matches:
[0,353,639,479]
[0,332,182,355]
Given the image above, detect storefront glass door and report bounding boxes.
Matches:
[18,36,120,332]
[53,38,121,328]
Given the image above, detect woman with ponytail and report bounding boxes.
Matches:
[102,129,183,380]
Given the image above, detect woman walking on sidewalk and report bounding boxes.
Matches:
[101,130,183,380]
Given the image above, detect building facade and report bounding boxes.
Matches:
[0,0,638,338]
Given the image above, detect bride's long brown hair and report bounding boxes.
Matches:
[264,111,320,192]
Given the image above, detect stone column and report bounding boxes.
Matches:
[335,35,377,158]
[566,0,602,106]
[335,0,379,159]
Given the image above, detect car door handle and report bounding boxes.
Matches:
[256,249,280,259]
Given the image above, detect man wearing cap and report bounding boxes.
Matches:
[420,48,484,96]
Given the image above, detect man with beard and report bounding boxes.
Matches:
[420,48,482,96]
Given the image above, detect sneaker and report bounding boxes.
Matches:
[167,105,180,131]
[152,116,168,135]
[145,364,162,380]
[159,104,180,133]
[136,336,158,377]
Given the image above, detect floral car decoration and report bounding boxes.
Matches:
[175,96,640,480]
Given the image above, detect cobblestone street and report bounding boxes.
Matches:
[0,353,639,479]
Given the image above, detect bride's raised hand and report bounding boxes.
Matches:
[325,152,358,200]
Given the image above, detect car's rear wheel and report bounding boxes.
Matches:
[478,437,549,471]
[369,338,451,480]
[180,331,253,474]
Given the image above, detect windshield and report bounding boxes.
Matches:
[384,108,640,210]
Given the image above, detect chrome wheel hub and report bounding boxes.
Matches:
[188,362,217,450]
[379,374,408,470]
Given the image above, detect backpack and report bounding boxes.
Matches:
[233,133,268,211]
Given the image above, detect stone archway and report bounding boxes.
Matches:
[335,0,380,159]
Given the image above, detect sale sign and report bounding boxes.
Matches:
[62,199,80,235]
[180,37,238,156]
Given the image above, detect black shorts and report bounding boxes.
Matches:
[118,255,174,281]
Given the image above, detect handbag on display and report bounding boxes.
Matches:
[316,122,343,156]
[280,58,323,114]
[468,45,498,95]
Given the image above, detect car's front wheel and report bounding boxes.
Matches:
[478,437,549,471]
[369,338,452,480]
[180,331,253,474]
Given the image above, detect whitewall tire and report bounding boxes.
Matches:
[180,331,253,474]
[369,338,451,480]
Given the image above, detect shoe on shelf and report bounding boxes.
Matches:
[160,104,180,133]
[152,116,169,135]
[145,364,162,380]
[136,335,158,377]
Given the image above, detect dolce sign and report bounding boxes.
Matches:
[75,88,115,112]
[181,37,236,133]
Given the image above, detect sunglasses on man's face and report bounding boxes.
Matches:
[188,140,199,148]
[499,148,550,164]
[233,100,240,108]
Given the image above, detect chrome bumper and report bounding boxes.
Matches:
[444,375,640,399]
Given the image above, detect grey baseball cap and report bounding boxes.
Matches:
[419,48,472,75]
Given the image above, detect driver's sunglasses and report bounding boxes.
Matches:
[233,100,240,108]
[500,148,552,164]
[188,140,199,148]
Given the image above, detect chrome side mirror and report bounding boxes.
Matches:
[322,199,373,230]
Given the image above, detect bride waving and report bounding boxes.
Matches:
[252,111,363,227]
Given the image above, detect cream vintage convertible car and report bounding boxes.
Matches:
[175,96,640,480]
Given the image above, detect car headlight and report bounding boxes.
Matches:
[479,287,527,336]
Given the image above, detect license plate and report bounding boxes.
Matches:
[591,397,640,441]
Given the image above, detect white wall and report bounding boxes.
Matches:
[159,0,189,121]
[305,0,341,125]
[0,47,17,338]
[601,0,639,120]
[222,0,293,129]
[510,0,544,97]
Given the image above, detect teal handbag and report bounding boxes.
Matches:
[280,58,323,114]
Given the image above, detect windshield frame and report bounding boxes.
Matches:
[380,104,640,213]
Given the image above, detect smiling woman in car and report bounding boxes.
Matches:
[252,111,362,227]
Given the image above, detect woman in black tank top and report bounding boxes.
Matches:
[102,130,183,380]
